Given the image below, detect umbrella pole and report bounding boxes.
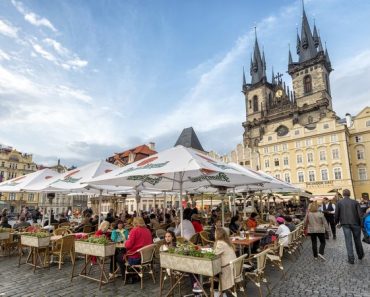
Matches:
[179,172,184,237]
[243,193,247,220]
[98,189,103,226]
[163,191,167,214]
[232,188,236,216]
[221,196,225,227]
[201,193,204,212]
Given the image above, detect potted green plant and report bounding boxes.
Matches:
[0,227,11,240]
[160,243,221,276]
[75,235,115,257]
[21,232,51,247]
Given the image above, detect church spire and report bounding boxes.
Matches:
[250,28,266,85]
[296,29,301,55]
[298,3,317,62]
[312,22,319,48]
[242,67,247,86]
[325,43,331,66]
[288,46,293,65]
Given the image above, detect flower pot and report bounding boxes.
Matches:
[0,232,10,240]
[75,241,116,257]
[160,252,221,276]
[21,235,51,247]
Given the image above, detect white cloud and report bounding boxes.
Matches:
[12,0,57,32]
[66,57,88,69]
[32,43,57,62]
[24,13,57,32]
[0,49,11,61]
[0,19,19,38]
[56,85,92,103]
[43,38,68,55]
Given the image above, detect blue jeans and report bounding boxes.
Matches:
[342,224,364,261]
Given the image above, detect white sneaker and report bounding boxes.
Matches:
[318,254,326,261]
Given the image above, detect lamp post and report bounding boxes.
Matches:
[47,193,55,228]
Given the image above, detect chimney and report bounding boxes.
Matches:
[148,142,155,151]
[345,113,353,128]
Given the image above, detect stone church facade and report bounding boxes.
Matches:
[234,6,370,198]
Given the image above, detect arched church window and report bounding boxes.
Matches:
[253,96,258,112]
[304,75,312,94]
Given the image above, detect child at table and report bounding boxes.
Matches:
[214,227,237,297]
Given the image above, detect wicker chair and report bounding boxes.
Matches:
[176,236,186,244]
[58,222,71,228]
[82,224,93,233]
[229,254,248,296]
[50,234,75,269]
[53,228,72,236]
[266,240,285,278]
[244,248,271,297]
[187,233,199,245]
[199,231,214,246]
[123,244,157,289]
[156,229,167,240]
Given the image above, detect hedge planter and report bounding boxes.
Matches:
[160,252,221,276]
[21,235,51,247]
[75,241,115,257]
[0,231,10,240]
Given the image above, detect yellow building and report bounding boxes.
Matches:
[348,107,370,199]
[216,5,370,199]
[0,145,38,212]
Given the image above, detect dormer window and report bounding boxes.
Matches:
[304,75,312,94]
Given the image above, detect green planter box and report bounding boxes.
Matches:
[160,252,221,276]
[75,241,115,257]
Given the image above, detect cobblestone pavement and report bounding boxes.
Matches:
[0,231,369,297]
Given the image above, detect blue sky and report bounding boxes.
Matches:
[1,0,370,167]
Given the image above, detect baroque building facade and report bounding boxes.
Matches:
[238,6,370,198]
[0,144,39,212]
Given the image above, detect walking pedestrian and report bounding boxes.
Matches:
[304,203,330,260]
[320,197,336,239]
[335,189,364,264]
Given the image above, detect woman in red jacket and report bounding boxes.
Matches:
[191,213,204,233]
[118,217,153,282]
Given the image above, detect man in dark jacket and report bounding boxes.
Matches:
[335,189,364,264]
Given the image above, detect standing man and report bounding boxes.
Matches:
[321,197,336,239]
[335,189,364,264]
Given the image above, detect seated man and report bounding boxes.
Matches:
[13,216,31,230]
[58,213,68,224]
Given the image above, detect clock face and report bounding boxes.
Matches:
[275,89,283,98]
[276,125,289,136]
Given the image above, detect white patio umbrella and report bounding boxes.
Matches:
[22,161,132,225]
[0,168,60,192]
[86,145,267,234]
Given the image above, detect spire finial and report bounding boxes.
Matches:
[254,26,257,39]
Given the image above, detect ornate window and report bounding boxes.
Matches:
[284,173,291,183]
[298,171,304,182]
[359,168,367,180]
[319,150,326,161]
[304,75,312,94]
[357,149,364,160]
[253,96,258,112]
[308,170,316,182]
[334,167,342,180]
[332,148,339,160]
[321,169,329,181]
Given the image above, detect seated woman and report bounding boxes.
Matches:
[214,227,237,297]
[275,217,291,247]
[160,230,177,252]
[284,216,296,232]
[13,216,31,230]
[229,215,241,235]
[246,212,258,229]
[117,217,153,283]
[109,220,129,277]
[94,220,111,238]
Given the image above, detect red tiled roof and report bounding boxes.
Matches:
[107,144,157,166]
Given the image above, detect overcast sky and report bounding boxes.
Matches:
[0,0,369,167]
